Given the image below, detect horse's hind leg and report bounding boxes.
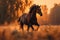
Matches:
[27,24,34,31]
[20,23,23,31]
[31,26,34,30]
[27,25,30,31]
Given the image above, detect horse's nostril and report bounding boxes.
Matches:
[41,14,42,16]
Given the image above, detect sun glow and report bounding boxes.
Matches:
[33,0,60,14]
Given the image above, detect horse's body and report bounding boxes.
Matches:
[18,4,42,31]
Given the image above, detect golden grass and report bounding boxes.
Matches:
[0,25,60,40]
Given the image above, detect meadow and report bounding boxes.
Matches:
[0,24,60,40]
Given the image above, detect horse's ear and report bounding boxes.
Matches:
[39,5,41,8]
[39,5,41,7]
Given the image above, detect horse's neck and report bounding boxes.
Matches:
[29,10,36,18]
[30,12,36,18]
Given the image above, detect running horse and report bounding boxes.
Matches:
[18,4,42,31]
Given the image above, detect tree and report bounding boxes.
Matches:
[49,4,60,25]
[0,0,32,25]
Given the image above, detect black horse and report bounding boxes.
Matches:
[18,4,42,31]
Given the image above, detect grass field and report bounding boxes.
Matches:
[0,24,60,40]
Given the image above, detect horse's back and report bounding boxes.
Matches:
[18,13,27,24]
[21,13,27,19]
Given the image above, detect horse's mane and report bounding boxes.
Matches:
[29,4,40,13]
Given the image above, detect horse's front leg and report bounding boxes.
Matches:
[34,21,40,26]
[35,22,40,30]
[33,18,40,26]
[36,23,40,26]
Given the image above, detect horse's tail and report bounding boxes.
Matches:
[17,16,25,24]
[17,17,21,22]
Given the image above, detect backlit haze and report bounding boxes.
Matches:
[16,0,60,25]
[33,0,60,14]
[0,0,60,25]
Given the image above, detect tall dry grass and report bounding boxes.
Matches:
[0,25,60,40]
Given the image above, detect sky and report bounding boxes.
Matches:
[32,0,60,14]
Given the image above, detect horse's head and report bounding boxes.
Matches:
[36,5,42,16]
[29,4,42,16]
